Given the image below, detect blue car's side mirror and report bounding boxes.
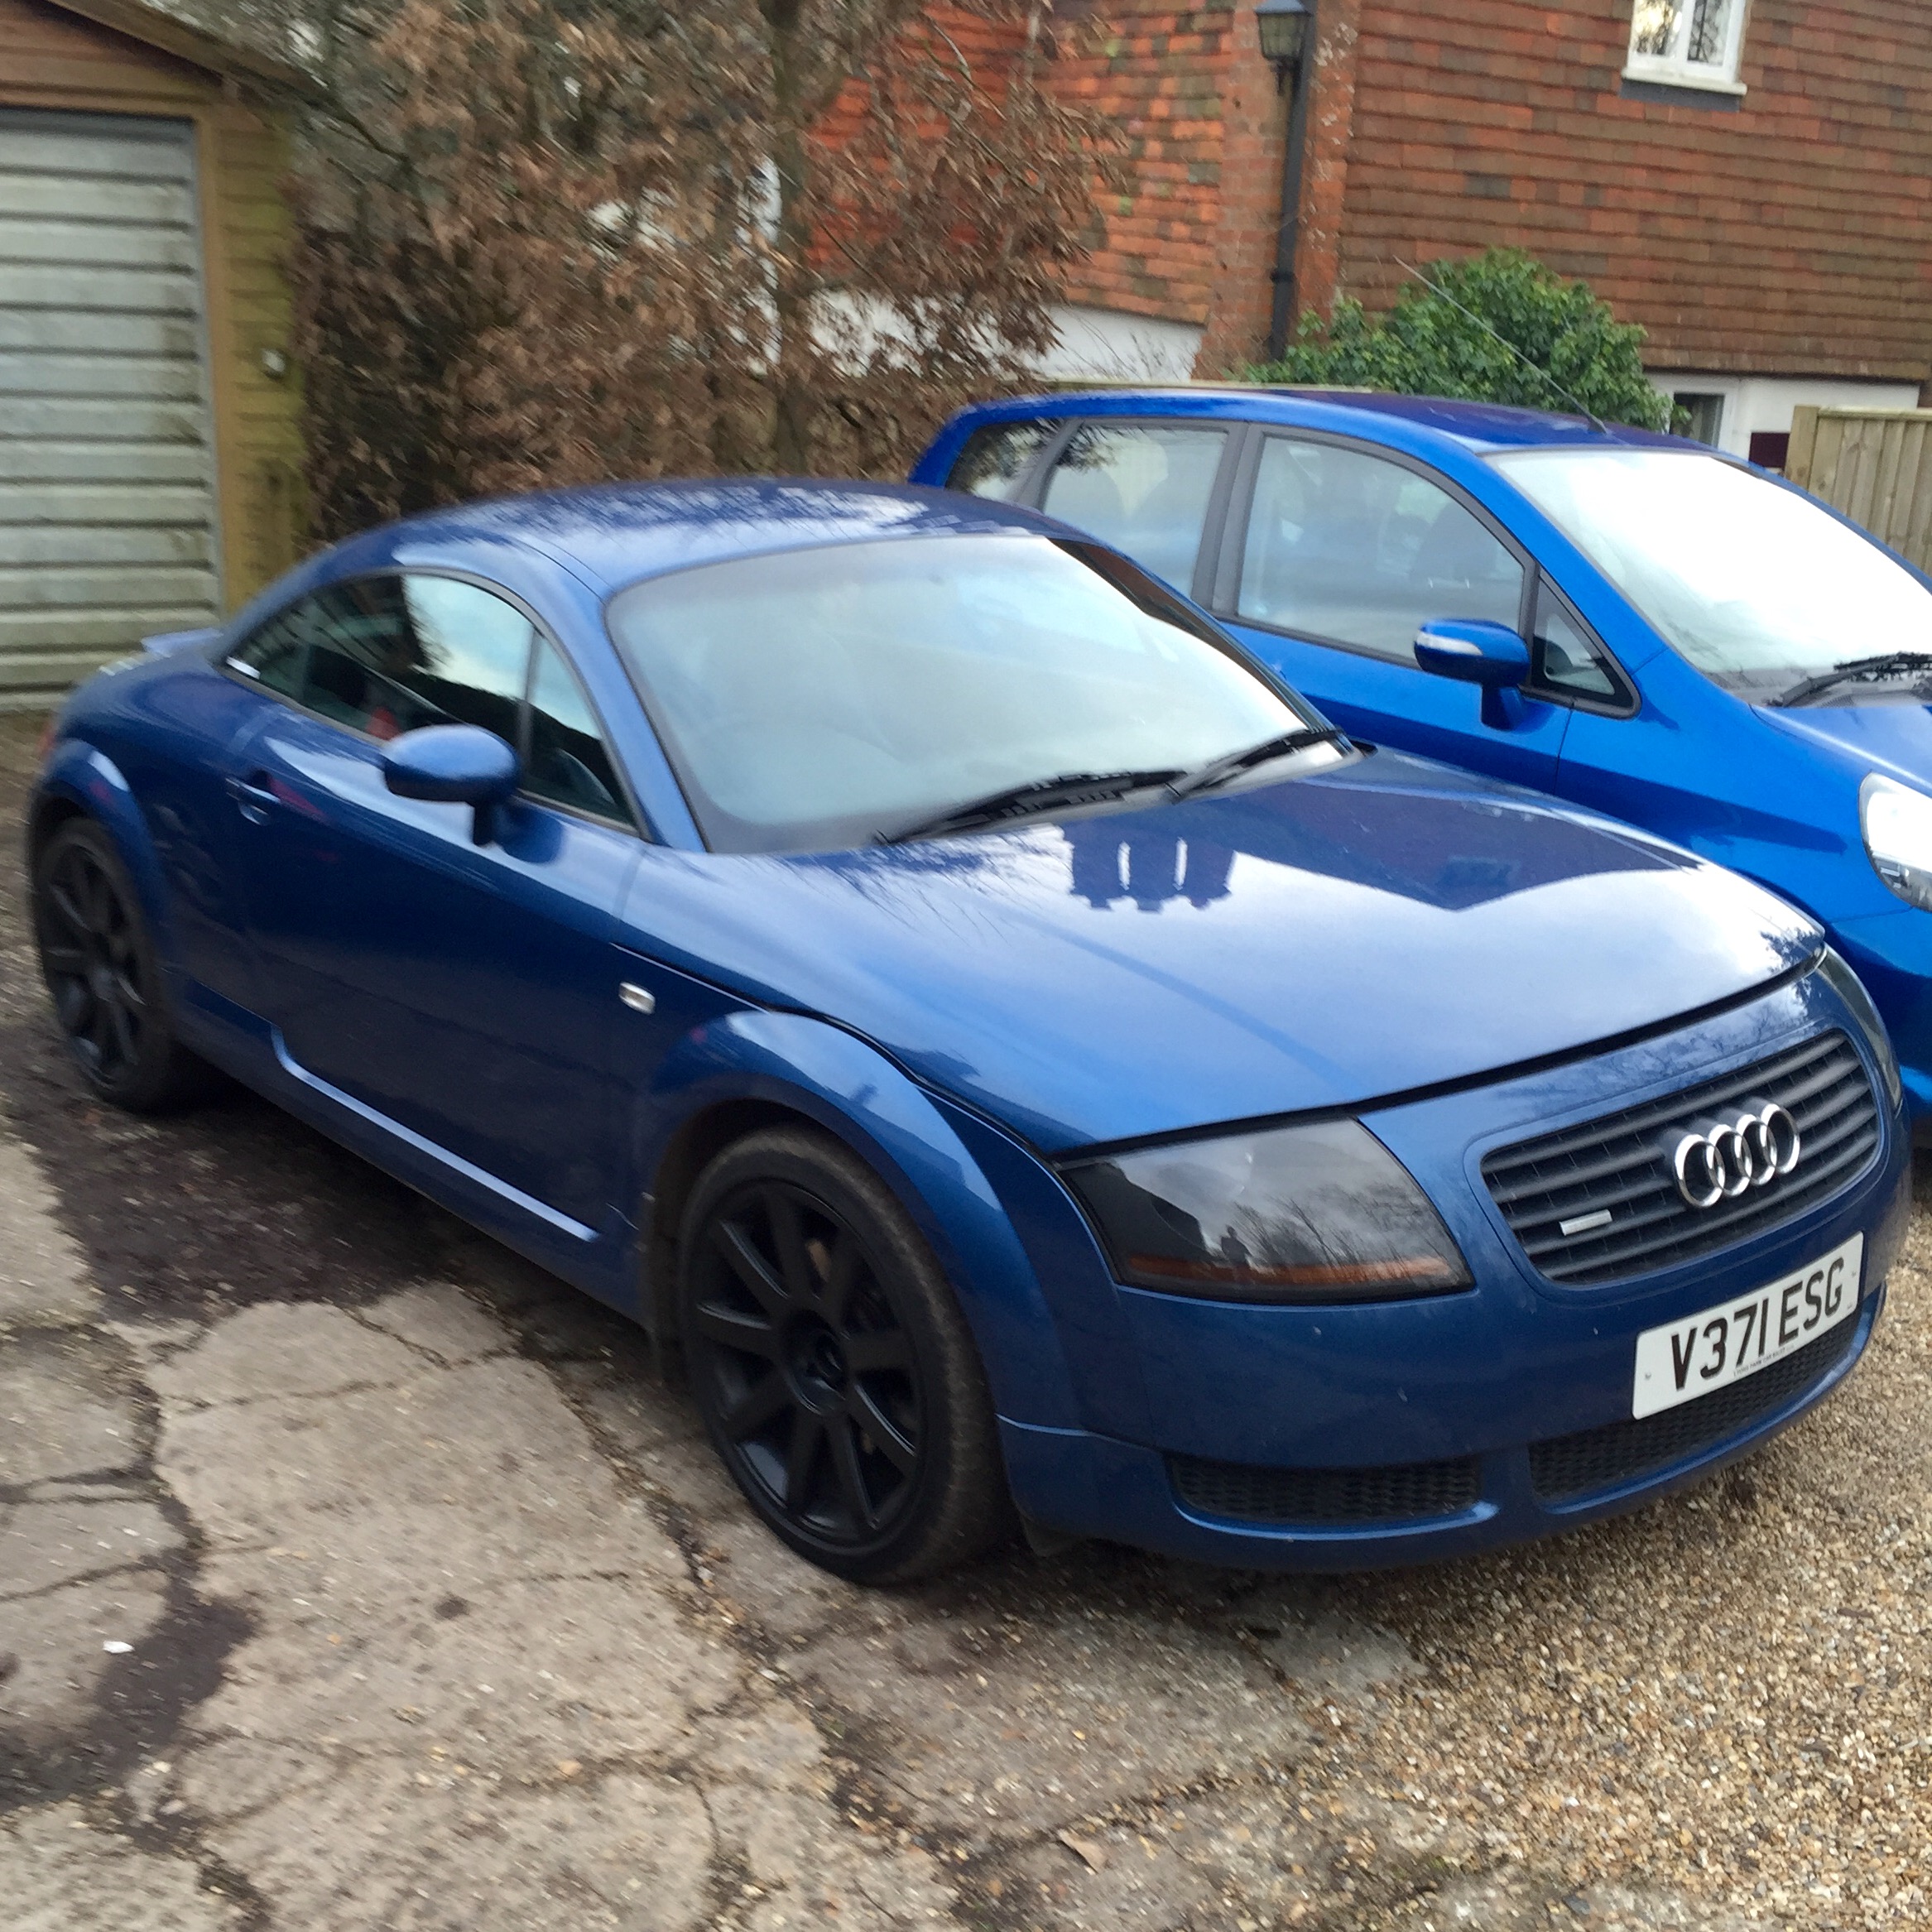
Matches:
[1413,620,1532,730]
[382,725,521,845]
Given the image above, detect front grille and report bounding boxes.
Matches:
[1483,1031,1878,1286]
[1169,1453,1481,1526]
[1529,1316,1862,1505]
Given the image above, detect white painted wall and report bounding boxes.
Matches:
[1039,305,1204,383]
[1650,372,1924,459]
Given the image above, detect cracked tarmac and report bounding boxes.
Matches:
[2,710,1926,1930]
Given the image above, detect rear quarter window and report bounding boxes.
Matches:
[945,420,1055,500]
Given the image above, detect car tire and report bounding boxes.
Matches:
[676,1125,1015,1584]
[32,817,218,1114]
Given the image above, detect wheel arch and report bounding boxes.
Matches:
[27,743,179,965]
[637,1011,1084,1430]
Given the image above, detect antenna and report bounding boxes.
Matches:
[1393,258,1612,435]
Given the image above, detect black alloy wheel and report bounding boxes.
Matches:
[678,1127,1012,1582]
[33,819,213,1113]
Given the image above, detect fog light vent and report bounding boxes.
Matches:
[1168,1453,1481,1526]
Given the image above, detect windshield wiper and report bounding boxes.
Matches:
[877,767,1185,845]
[1771,651,1932,708]
[1166,725,1347,800]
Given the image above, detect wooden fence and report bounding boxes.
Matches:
[1785,406,1932,575]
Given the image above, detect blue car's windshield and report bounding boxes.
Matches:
[606,532,1329,853]
[1493,447,1932,704]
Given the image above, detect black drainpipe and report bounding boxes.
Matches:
[1265,11,1318,363]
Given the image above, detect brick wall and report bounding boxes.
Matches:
[1052,0,1932,386]
[1053,2,1239,327]
[1325,0,1932,380]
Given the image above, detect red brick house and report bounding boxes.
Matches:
[1041,0,1930,460]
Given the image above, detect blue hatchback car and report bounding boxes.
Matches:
[28,480,1910,1579]
[914,392,1932,1119]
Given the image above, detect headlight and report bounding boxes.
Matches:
[1861,773,1932,911]
[1061,1119,1472,1304]
[1814,944,1903,1113]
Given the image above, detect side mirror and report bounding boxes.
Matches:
[1413,620,1531,730]
[382,724,520,845]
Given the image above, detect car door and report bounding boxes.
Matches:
[1211,430,1572,792]
[221,572,646,1233]
[1032,419,1238,603]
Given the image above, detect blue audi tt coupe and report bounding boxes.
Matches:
[27,480,1910,1580]
[915,392,1932,1121]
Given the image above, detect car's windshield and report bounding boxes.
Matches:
[1492,447,1932,704]
[606,532,1325,853]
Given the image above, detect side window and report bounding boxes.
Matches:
[946,420,1055,500]
[1237,438,1525,661]
[227,603,310,698]
[1530,575,1622,705]
[1039,422,1228,593]
[296,575,532,743]
[526,638,632,824]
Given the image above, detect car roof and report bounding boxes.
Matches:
[344,478,1063,594]
[950,385,1688,456]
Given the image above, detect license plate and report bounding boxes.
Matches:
[1631,1234,1862,1420]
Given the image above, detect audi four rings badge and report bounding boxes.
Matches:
[1672,1105,1803,1210]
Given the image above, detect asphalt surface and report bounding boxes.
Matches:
[2,707,1928,1931]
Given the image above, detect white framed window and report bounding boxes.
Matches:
[1624,0,1749,94]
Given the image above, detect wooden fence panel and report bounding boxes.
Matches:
[1786,407,1932,574]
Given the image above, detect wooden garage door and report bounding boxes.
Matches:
[0,108,222,709]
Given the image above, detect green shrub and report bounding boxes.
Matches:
[1248,248,1674,431]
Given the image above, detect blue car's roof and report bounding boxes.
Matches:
[944,386,1685,456]
[334,478,1061,596]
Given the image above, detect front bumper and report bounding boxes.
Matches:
[974,966,1911,1568]
[999,1281,1886,1570]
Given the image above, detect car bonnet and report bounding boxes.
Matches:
[1759,699,1932,794]
[621,753,1818,1153]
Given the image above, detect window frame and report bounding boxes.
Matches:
[1622,0,1750,96]
[221,567,650,838]
[1013,415,1245,609]
[1209,425,1639,719]
[1523,568,1640,719]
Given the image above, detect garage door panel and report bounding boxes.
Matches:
[0,126,194,180]
[1,264,203,313]
[0,309,200,355]
[0,113,220,705]
[0,440,217,483]
[0,171,193,223]
[0,350,207,399]
[0,482,213,525]
[0,609,214,656]
[0,561,219,610]
[0,396,207,441]
[0,215,199,271]
[0,523,213,567]
[0,644,215,696]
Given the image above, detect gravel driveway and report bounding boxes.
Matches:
[1,709,1926,1931]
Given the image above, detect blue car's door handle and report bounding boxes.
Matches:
[227,772,279,823]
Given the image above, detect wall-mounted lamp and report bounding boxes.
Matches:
[1255,0,1310,92]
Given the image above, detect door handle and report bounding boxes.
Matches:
[227,772,278,823]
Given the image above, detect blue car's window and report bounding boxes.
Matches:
[227,606,306,699]
[1040,423,1228,592]
[284,576,532,744]
[526,637,632,823]
[1494,447,1932,704]
[1238,437,1525,661]
[1531,578,1619,702]
[945,420,1055,500]
[607,532,1320,855]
